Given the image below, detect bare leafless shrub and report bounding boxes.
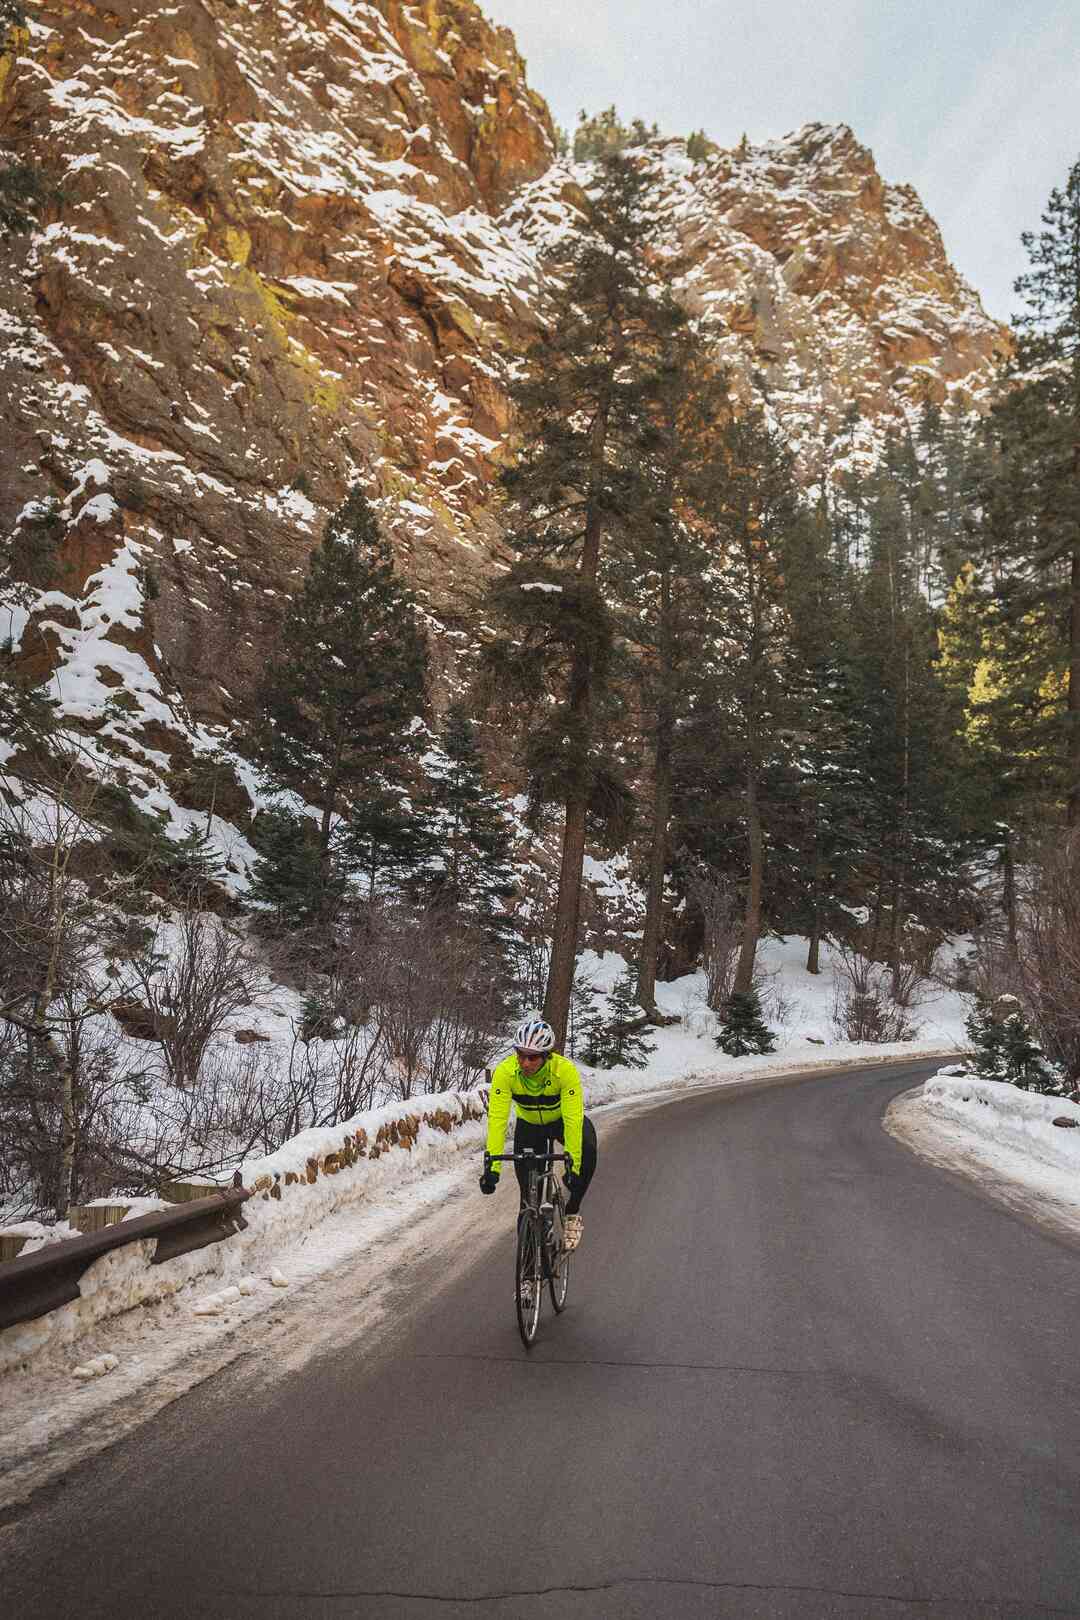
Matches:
[132,1041,284,1182]
[944,919,1020,1003]
[891,952,934,1010]
[510,895,552,1014]
[277,904,508,1121]
[687,867,739,1012]
[285,1017,392,1129]
[756,965,798,1031]
[514,936,551,1017]
[830,946,919,1043]
[376,910,507,1099]
[124,909,267,1089]
[1016,830,1080,1081]
[0,774,149,1217]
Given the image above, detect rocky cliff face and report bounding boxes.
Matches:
[0,1,1008,826]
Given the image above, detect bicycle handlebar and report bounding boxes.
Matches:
[485,1150,571,1166]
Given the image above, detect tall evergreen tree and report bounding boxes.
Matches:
[981,155,1080,823]
[336,777,433,903]
[687,407,802,992]
[778,500,871,972]
[606,320,731,1013]
[250,487,428,901]
[482,153,670,1048]
[937,562,1045,948]
[846,473,983,979]
[413,704,516,935]
[247,805,330,928]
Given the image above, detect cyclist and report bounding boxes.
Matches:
[479,1014,597,1251]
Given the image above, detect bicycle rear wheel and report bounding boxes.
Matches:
[516,1213,543,1346]
[549,1192,571,1312]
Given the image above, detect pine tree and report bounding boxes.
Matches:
[981,155,1080,823]
[572,983,608,1066]
[777,497,872,973]
[965,994,1056,1092]
[0,651,57,754]
[845,463,984,981]
[910,396,984,605]
[575,970,656,1068]
[572,107,659,162]
[335,776,433,902]
[716,989,776,1056]
[250,487,428,897]
[247,805,330,928]
[937,563,1043,948]
[603,969,656,1068]
[567,976,599,1061]
[413,704,516,934]
[686,407,803,993]
[482,153,669,1048]
[606,320,731,1012]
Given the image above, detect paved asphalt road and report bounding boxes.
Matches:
[5,1058,1080,1620]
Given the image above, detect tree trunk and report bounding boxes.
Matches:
[868,863,886,960]
[1068,540,1080,826]
[544,787,588,1051]
[542,354,615,1049]
[889,882,906,1001]
[1002,826,1019,956]
[57,1045,76,1222]
[890,638,912,1000]
[806,800,823,974]
[636,727,672,1012]
[734,759,763,993]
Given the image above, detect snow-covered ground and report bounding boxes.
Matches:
[888,1068,1080,1248]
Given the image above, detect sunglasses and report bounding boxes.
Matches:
[515,1048,546,1063]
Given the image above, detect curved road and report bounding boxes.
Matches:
[4,1058,1080,1619]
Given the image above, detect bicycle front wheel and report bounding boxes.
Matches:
[515,1213,543,1347]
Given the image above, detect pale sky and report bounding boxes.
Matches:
[485,0,1080,324]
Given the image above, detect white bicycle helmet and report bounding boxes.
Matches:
[514,1014,555,1054]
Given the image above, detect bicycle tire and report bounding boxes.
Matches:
[515,1212,543,1346]
[548,1185,570,1312]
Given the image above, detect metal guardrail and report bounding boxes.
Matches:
[0,1182,251,1332]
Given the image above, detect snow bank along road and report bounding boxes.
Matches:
[4,1057,1080,1619]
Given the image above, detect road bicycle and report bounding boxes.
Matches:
[485,1147,571,1347]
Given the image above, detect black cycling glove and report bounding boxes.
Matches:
[479,1169,498,1195]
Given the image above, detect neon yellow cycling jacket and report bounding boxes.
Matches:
[485,1050,584,1177]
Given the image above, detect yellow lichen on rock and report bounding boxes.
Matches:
[221,226,251,267]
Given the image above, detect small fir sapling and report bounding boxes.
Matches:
[567,978,599,1062]
[716,989,776,1057]
[248,805,331,928]
[577,971,656,1069]
[964,994,1058,1092]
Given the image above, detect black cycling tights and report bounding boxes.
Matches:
[513,1115,597,1214]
